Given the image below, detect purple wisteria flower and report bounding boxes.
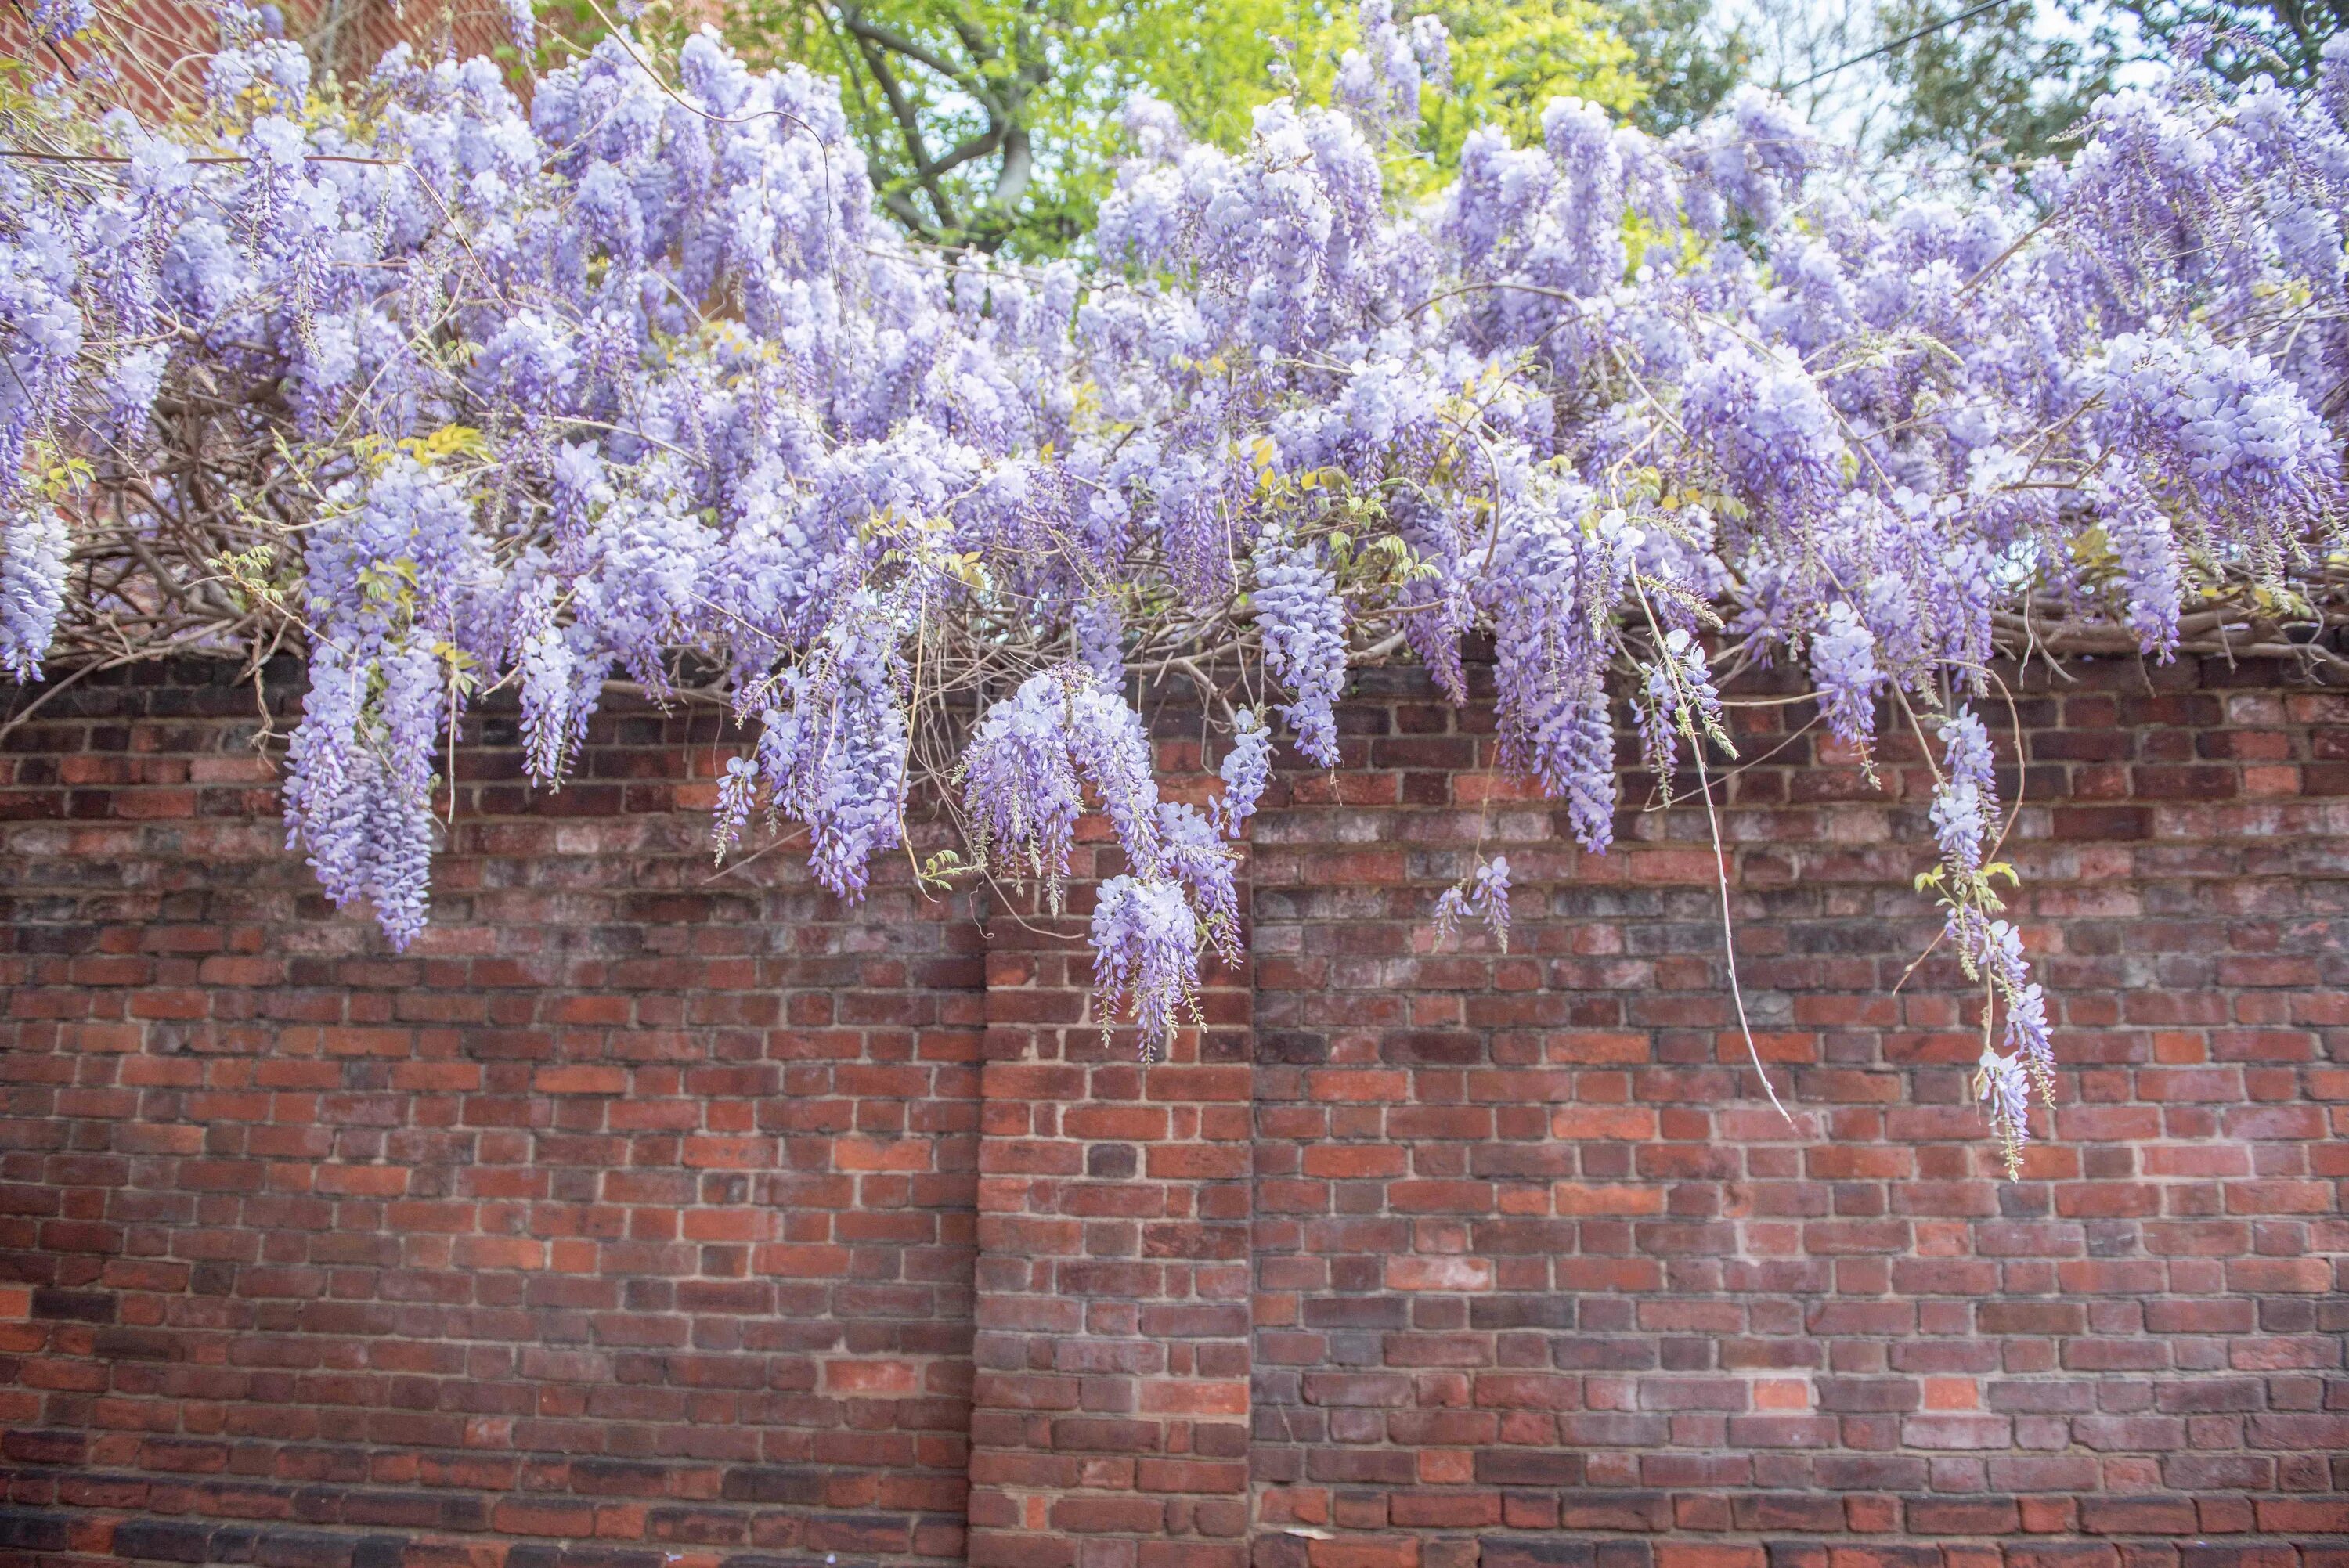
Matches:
[12,0,2343,1170]
[1091,875,1200,1063]
[1432,855,1511,950]
[0,508,68,679]
[1252,528,1349,768]
[1213,708,1273,838]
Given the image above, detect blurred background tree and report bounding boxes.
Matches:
[1610,0,1756,129]
[1873,0,2119,164]
[536,0,1738,255]
[524,0,2349,251]
[1409,0,1644,172]
[2096,0,2349,87]
[705,0,1344,255]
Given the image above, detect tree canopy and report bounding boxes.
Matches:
[539,0,1706,254]
[1874,0,2120,164]
[703,0,1353,255]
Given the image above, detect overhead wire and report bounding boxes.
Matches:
[1781,0,2014,90]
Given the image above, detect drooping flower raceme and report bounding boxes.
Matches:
[278,457,481,947]
[1214,708,1274,838]
[2095,328,2340,575]
[2098,484,2185,659]
[1432,854,1511,950]
[752,602,911,904]
[1251,527,1350,768]
[962,672,1089,891]
[1924,708,2055,1177]
[1809,602,1884,748]
[1091,876,1201,1064]
[1930,710,1997,879]
[0,508,67,681]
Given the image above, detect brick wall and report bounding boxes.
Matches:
[20,0,517,119]
[1,657,2345,1568]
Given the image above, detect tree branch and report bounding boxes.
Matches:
[851,32,961,234]
[879,186,946,241]
[835,5,1001,110]
[990,122,1033,211]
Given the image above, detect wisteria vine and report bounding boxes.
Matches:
[5,1,2347,1173]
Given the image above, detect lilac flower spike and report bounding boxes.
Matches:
[1214,708,1273,839]
[1091,875,1201,1064]
[0,509,68,680]
[1251,528,1349,769]
[1432,855,1511,950]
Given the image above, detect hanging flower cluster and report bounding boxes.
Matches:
[5,2,2347,1165]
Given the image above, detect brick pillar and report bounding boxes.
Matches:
[966,867,1254,1568]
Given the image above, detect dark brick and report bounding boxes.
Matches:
[1480,1544,1596,1568]
[112,1522,215,1563]
[0,1512,70,1552]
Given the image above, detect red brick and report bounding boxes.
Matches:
[1658,1549,1766,1568]
[4,663,2340,1568]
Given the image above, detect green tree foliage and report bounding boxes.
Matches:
[1608,0,1753,132]
[695,0,1680,255]
[707,0,1340,255]
[1876,0,2118,166]
[1410,0,1644,173]
[2102,0,2348,88]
